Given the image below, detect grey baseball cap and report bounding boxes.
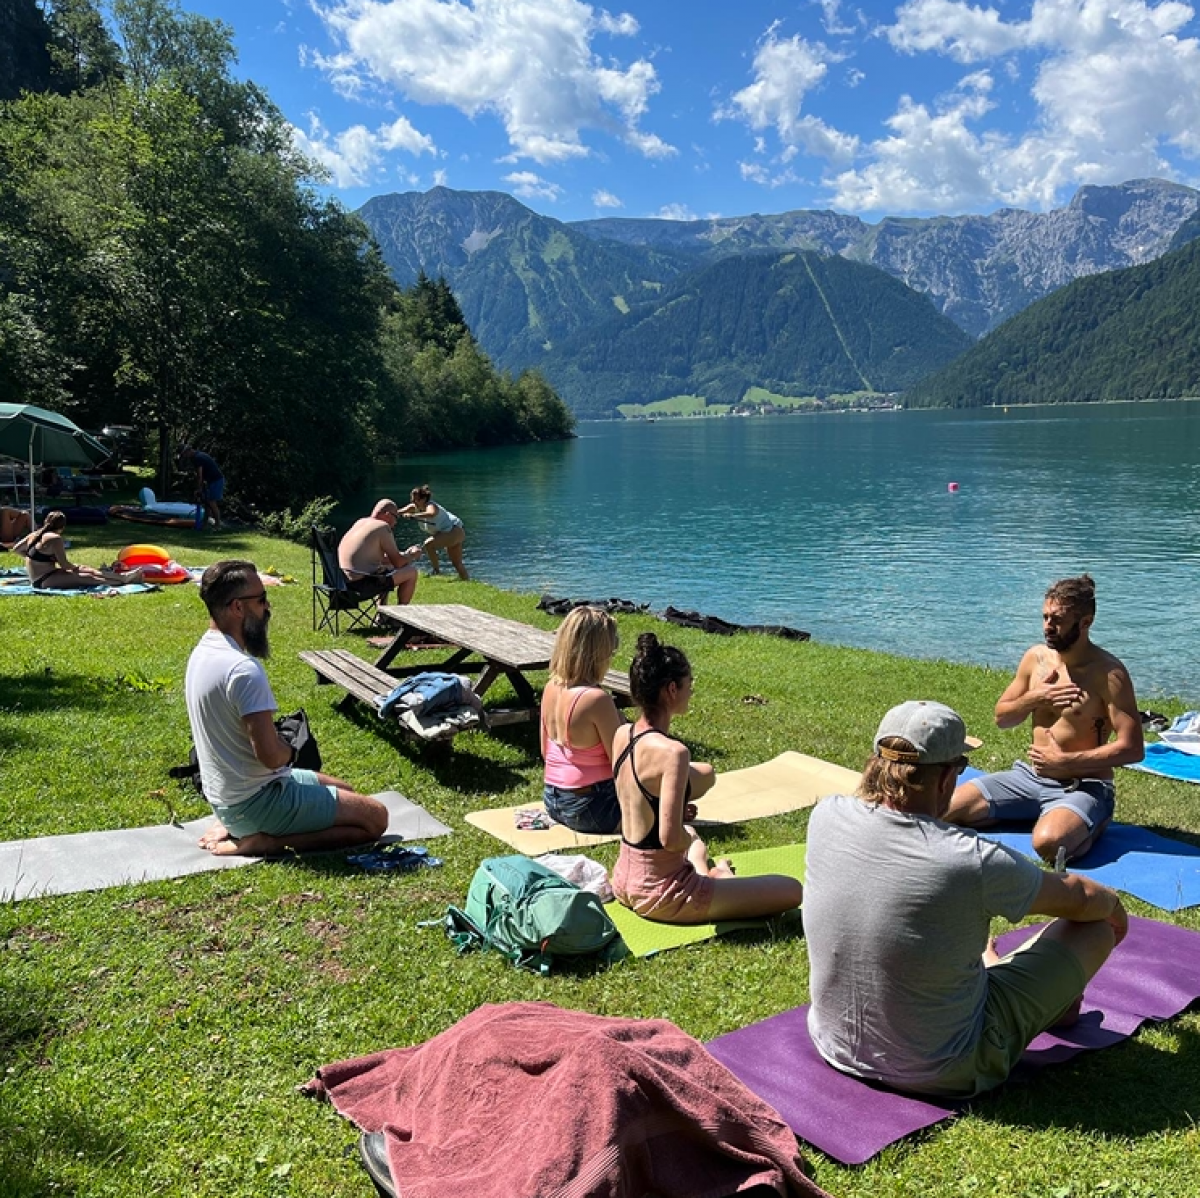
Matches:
[874,700,982,765]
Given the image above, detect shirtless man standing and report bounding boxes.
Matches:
[337,498,422,606]
[945,575,1143,864]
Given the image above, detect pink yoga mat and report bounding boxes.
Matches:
[706,917,1200,1165]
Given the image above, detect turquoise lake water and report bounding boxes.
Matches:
[339,400,1200,703]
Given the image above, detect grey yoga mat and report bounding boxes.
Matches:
[0,791,452,901]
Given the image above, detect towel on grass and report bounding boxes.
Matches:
[0,575,156,596]
[1128,741,1200,784]
[305,1001,831,1198]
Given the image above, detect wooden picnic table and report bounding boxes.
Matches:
[373,603,631,718]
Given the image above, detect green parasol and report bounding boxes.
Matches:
[0,403,112,526]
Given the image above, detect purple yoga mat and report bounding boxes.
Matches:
[706,917,1200,1165]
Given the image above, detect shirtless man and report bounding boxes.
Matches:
[945,575,1143,864]
[337,498,422,606]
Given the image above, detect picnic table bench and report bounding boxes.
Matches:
[300,604,632,734]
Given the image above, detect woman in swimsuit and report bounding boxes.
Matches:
[398,484,468,580]
[13,511,143,589]
[541,607,626,833]
[611,633,804,924]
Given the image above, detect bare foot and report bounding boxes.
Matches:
[198,821,232,851]
[1052,994,1084,1029]
[983,936,1001,967]
[202,830,278,857]
[711,857,736,878]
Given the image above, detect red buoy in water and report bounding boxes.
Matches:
[948,482,960,492]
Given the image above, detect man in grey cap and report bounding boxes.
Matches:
[804,700,1127,1098]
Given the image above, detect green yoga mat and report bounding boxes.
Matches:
[605,843,806,957]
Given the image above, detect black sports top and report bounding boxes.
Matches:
[24,536,56,564]
[614,728,690,851]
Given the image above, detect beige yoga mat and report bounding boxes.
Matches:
[464,751,860,854]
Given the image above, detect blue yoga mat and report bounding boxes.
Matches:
[962,765,1200,910]
[1127,742,1200,784]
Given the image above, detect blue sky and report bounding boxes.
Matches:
[178,0,1200,222]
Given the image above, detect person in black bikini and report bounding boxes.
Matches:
[609,632,804,924]
[13,511,142,589]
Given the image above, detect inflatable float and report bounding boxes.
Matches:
[114,543,191,585]
[108,487,202,529]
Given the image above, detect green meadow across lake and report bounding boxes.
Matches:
[2,521,1198,1197]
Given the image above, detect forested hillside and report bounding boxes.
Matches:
[360,188,692,373]
[0,0,572,511]
[905,238,1200,408]
[537,252,973,417]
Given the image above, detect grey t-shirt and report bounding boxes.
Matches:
[805,793,1043,1088]
[184,630,286,806]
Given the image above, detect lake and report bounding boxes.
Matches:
[338,400,1200,703]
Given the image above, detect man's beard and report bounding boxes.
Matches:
[243,610,271,659]
[1045,619,1082,652]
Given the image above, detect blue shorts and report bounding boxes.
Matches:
[212,769,338,839]
[543,778,621,834]
[203,477,225,501]
[973,760,1115,831]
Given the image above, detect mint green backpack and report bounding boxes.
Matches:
[446,855,628,975]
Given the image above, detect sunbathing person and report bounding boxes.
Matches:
[338,498,422,606]
[945,574,1143,863]
[1,505,31,550]
[805,699,1126,1098]
[610,633,803,924]
[398,484,468,579]
[13,510,143,589]
[541,607,626,833]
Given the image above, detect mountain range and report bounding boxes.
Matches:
[358,180,1200,417]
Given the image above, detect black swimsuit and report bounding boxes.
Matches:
[614,728,691,851]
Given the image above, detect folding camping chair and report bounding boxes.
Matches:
[311,526,379,635]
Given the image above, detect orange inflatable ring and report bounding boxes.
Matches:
[114,543,191,584]
[117,543,170,567]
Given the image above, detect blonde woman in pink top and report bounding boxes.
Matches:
[541,607,627,833]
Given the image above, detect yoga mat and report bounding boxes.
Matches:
[465,752,857,854]
[706,916,1200,1165]
[982,822,1200,912]
[1128,742,1200,784]
[605,843,805,957]
[0,792,451,901]
[0,576,156,596]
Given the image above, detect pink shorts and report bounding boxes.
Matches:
[612,843,715,923]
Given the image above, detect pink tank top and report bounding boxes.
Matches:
[542,687,613,788]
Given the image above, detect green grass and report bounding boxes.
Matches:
[616,395,732,417]
[2,525,1199,1196]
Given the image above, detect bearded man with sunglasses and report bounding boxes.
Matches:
[185,560,388,857]
[945,574,1143,865]
[804,700,1126,1099]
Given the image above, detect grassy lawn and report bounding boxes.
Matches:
[2,524,1198,1197]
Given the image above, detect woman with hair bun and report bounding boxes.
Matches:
[541,607,626,833]
[13,511,143,589]
[610,632,803,924]
[398,484,468,579]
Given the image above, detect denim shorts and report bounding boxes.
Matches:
[543,778,621,834]
[974,760,1115,831]
[203,477,225,501]
[211,768,338,838]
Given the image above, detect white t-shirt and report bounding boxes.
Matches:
[184,630,287,806]
[804,793,1043,1088]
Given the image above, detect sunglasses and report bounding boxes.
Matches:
[234,590,269,606]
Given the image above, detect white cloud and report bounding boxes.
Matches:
[592,188,623,207]
[817,0,858,35]
[503,170,564,201]
[655,203,698,220]
[433,168,449,186]
[836,0,1200,210]
[312,0,674,164]
[290,111,436,187]
[718,24,859,166]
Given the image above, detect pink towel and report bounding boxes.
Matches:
[306,1001,832,1198]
